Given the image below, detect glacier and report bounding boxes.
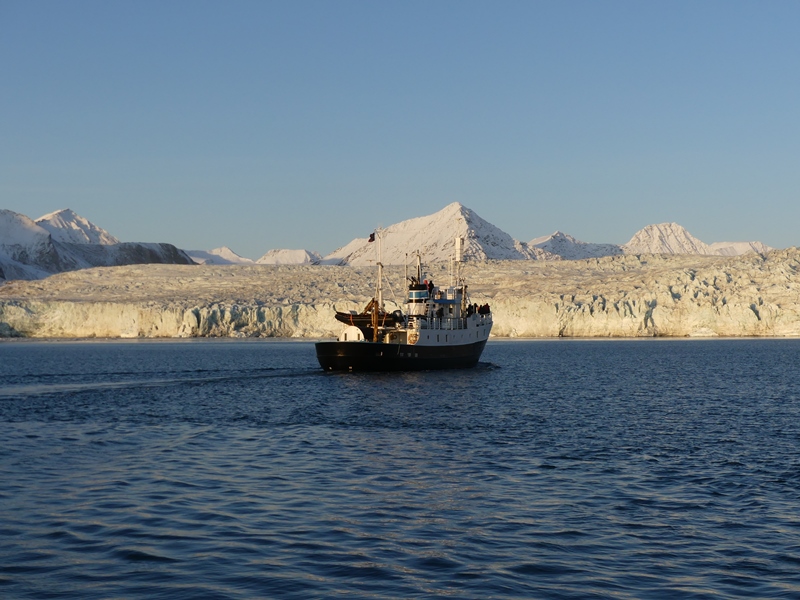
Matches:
[2,202,792,339]
[2,249,799,339]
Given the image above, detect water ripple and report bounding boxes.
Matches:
[1,340,800,598]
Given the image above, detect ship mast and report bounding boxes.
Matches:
[372,229,383,342]
[453,236,468,312]
[450,236,463,287]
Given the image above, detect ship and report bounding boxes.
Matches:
[315,234,492,372]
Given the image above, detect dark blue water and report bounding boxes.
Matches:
[2,339,800,599]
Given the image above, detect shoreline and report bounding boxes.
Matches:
[3,335,800,344]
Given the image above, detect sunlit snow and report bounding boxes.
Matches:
[256,249,322,265]
[1,204,775,282]
[36,208,120,245]
[187,247,255,265]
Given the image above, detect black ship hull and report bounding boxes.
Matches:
[315,339,488,372]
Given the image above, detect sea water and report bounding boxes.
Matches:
[1,339,799,599]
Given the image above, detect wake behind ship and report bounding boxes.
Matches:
[315,236,492,372]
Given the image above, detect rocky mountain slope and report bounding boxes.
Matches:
[2,248,798,338]
[529,231,624,260]
[0,209,194,280]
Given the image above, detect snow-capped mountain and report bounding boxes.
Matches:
[1,209,194,281]
[319,205,772,265]
[0,209,65,279]
[36,208,120,245]
[2,204,777,282]
[623,223,711,255]
[321,202,553,266]
[530,231,624,260]
[186,247,323,265]
[527,223,772,260]
[707,241,773,256]
[256,249,322,265]
[187,247,255,265]
[1,210,51,248]
[622,223,772,256]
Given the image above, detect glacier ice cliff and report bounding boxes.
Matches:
[1,249,799,338]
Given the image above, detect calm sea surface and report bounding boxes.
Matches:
[1,339,800,599]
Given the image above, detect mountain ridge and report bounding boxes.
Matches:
[320,205,772,265]
[257,249,322,265]
[621,222,774,256]
[529,231,624,260]
[1,205,777,280]
[321,202,555,265]
[186,247,255,265]
[1,208,194,280]
[36,208,120,245]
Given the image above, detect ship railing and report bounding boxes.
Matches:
[429,317,469,331]
[409,314,489,330]
[407,315,425,329]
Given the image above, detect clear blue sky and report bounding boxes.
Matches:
[3,0,799,258]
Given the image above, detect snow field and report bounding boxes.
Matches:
[2,249,799,338]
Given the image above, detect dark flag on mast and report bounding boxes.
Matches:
[368,233,375,243]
